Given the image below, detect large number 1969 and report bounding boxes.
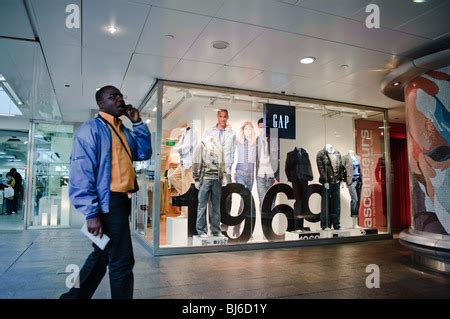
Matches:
[172,183,323,243]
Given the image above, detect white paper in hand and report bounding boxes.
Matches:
[81,222,110,250]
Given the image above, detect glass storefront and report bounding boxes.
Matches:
[137,81,392,255]
[132,86,158,246]
[27,123,79,228]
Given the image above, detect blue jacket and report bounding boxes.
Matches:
[69,117,152,220]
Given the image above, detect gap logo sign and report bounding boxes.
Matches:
[264,103,296,139]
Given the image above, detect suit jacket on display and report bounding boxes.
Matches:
[285,147,313,182]
[342,154,363,185]
[316,148,345,184]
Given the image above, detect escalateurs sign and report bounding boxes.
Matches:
[264,103,296,139]
[355,119,387,229]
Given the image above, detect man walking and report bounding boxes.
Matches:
[60,85,152,299]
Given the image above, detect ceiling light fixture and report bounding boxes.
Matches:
[300,56,316,64]
[108,25,117,34]
[412,0,427,3]
[146,119,151,124]
[165,34,175,39]
[152,107,157,112]
[65,84,70,88]
[392,81,401,87]
[341,64,349,69]
[2,81,23,105]
[0,74,5,81]
[212,41,230,50]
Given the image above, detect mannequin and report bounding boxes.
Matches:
[343,150,363,228]
[285,147,313,231]
[316,144,345,230]
[168,127,196,217]
[192,135,227,238]
[169,127,195,193]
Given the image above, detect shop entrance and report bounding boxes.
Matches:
[0,130,28,230]
[390,123,411,231]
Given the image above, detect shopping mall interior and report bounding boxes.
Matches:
[0,0,449,299]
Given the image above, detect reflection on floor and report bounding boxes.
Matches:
[0,206,23,231]
[1,229,449,299]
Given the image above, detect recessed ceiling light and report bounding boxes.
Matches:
[65,84,70,88]
[341,64,349,69]
[165,34,175,39]
[152,107,157,112]
[300,57,316,64]
[392,82,401,87]
[212,41,230,50]
[412,0,427,3]
[108,25,117,34]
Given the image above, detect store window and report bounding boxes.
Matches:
[28,123,75,228]
[133,88,158,246]
[139,81,390,252]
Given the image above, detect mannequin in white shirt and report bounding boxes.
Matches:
[344,149,363,229]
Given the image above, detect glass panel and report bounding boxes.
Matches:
[0,130,28,230]
[29,123,74,227]
[146,81,390,250]
[324,107,388,234]
[134,88,158,244]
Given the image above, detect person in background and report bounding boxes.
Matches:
[9,168,22,214]
[3,173,15,215]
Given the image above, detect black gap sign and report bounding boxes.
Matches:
[264,103,296,139]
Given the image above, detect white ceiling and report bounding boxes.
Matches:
[0,0,449,123]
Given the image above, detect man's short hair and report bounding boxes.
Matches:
[258,118,264,125]
[95,86,116,102]
[217,109,228,116]
[9,168,16,173]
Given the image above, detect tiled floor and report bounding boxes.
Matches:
[0,229,449,299]
[0,208,24,231]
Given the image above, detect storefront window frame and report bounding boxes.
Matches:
[138,80,392,256]
[25,120,76,229]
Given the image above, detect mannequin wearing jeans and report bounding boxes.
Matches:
[193,135,227,237]
[316,144,345,230]
[343,150,363,228]
[285,147,313,230]
[256,118,279,208]
[233,121,257,236]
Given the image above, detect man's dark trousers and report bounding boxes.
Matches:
[61,192,135,299]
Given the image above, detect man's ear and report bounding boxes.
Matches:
[97,101,103,110]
